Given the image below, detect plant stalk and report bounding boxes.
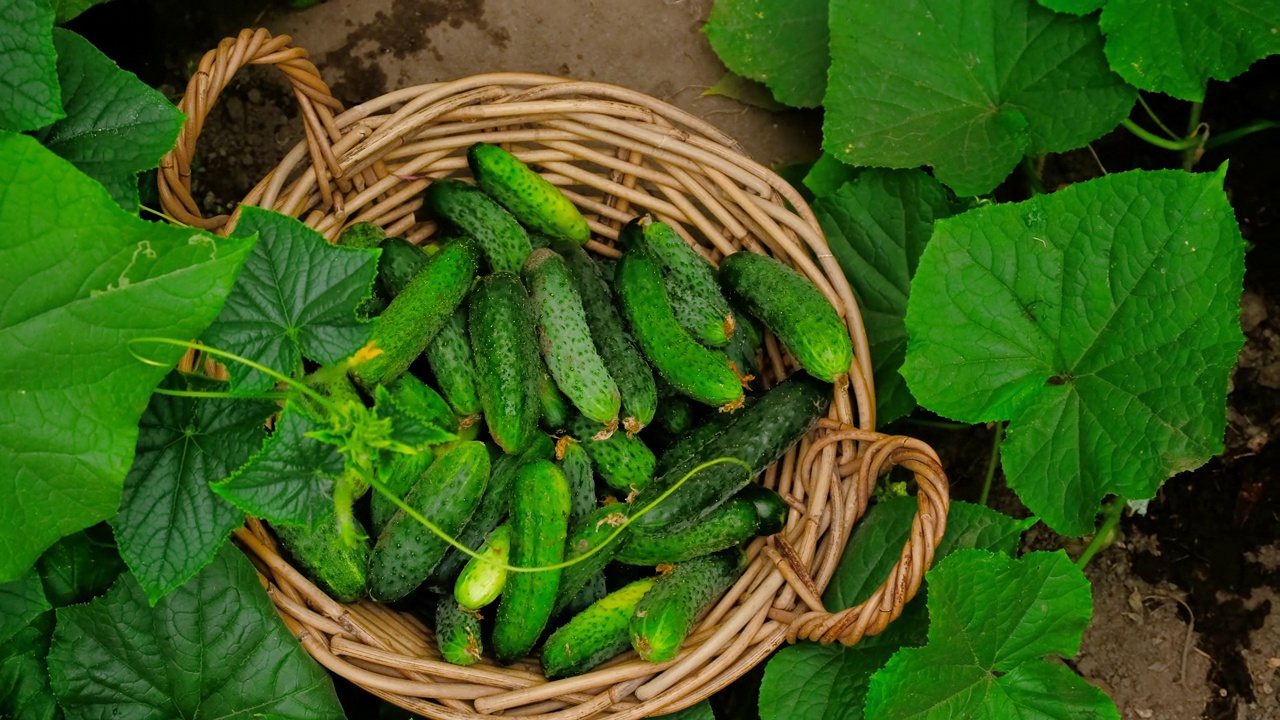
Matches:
[1182,101,1204,171]
[1204,119,1280,149]
[1119,118,1201,152]
[1076,497,1126,568]
[978,422,1005,507]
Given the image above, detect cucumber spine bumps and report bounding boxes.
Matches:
[640,219,735,348]
[468,142,591,243]
[542,577,657,678]
[469,273,541,454]
[274,513,369,602]
[425,306,483,422]
[630,549,745,662]
[425,178,533,274]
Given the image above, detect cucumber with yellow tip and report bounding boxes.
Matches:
[454,523,510,611]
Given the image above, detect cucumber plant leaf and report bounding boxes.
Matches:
[865,550,1116,719]
[823,0,1135,196]
[665,700,716,720]
[1035,0,1105,13]
[903,167,1245,535]
[36,529,125,608]
[813,169,957,425]
[112,375,275,605]
[0,571,49,647]
[704,0,828,108]
[48,544,346,720]
[0,133,254,582]
[802,154,860,199]
[0,638,58,720]
[0,0,63,132]
[1098,0,1280,102]
[703,72,787,112]
[201,206,378,393]
[49,0,111,23]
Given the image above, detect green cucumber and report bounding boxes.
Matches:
[469,273,541,454]
[615,486,784,565]
[615,216,645,252]
[654,395,694,436]
[454,523,510,610]
[425,306,483,421]
[352,237,479,390]
[739,483,788,535]
[368,442,490,601]
[537,356,572,431]
[630,375,829,537]
[630,549,745,662]
[377,237,432,297]
[493,460,572,663]
[615,249,744,410]
[529,232,553,249]
[567,414,655,493]
[435,596,483,666]
[425,178,533,274]
[370,450,435,536]
[524,248,621,427]
[553,504,630,617]
[719,252,854,383]
[338,221,387,249]
[558,438,596,526]
[468,142,590,243]
[561,571,607,619]
[274,513,370,602]
[557,242,657,434]
[542,577,657,678]
[641,220,734,348]
[654,396,754,476]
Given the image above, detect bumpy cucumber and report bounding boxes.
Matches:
[454,523,510,610]
[274,513,370,602]
[558,438,596,526]
[338,221,387,249]
[468,142,590,243]
[553,504,630,616]
[654,396,754,476]
[542,577,656,678]
[352,237,479,390]
[386,373,458,433]
[557,242,657,434]
[368,442,490,601]
[631,375,829,537]
[435,596,483,666]
[615,216,645,252]
[739,483,788,535]
[719,252,854,383]
[537,356,572,431]
[630,548,745,662]
[641,220,734,348]
[493,460,572,663]
[615,485,784,565]
[615,250,744,410]
[425,178,533,274]
[370,450,435,536]
[469,273,541,454]
[425,307,482,421]
[567,414,655,493]
[524,248,621,426]
[377,237,432,297]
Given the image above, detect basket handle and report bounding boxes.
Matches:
[158,28,345,232]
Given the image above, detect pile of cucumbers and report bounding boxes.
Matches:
[275,142,854,676]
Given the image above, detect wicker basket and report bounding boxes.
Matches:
[159,28,951,720]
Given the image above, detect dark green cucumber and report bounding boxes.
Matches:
[553,504,630,617]
[557,242,657,434]
[567,414,655,493]
[469,273,541,454]
[368,442,490,601]
[468,142,590,243]
[454,523,510,610]
[654,396,754,476]
[536,356,572,431]
[615,250,744,410]
[542,577,656,678]
[558,438,596,526]
[370,450,435,536]
[493,460,572,663]
[385,373,458,433]
[615,216,645,252]
[426,435,554,590]
[739,483,788,535]
[435,596,483,666]
[654,395,694,436]
[337,221,387,250]
[615,485,785,565]
[352,237,479,390]
[425,178,532,274]
[377,237,433,297]
[425,306,483,421]
[719,252,854,383]
[641,220,734,348]
[274,513,370,602]
[630,549,745,662]
[561,571,607,619]
[630,375,830,537]
[524,248,621,426]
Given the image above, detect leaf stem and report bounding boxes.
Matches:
[978,421,1004,507]
[1203,119,1280,150]
[1136,94,1181,140]
[1119,118,1201,151]
[1076,497,1125,568]
[1182,101,1204,171]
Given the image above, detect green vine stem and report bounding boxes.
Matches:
[1204,119,1279,150]
[1076,496,1126,568]
[978,421,1005,507]
[1120,118,1202,152]
[1136,95,1181,140]
[1182,101,1204,171]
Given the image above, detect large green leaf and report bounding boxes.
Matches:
[112,376,274,604]
[0,0,63,132]
[0,643,58,720]
[201,206,378,393]
[0,133,254,582]
[48,545,345,720]
[36,530,124,608]
[823,0,1135,196]
[902,168,1245,535]
[865,550,1116,719]
[704,0,828,108]
[1035,0,1105,13]
[0,571,48,647]
[49,0,111,23]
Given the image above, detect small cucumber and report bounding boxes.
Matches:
[719,252,854,383]
[377,237,432,297]
[615,485,785,565]
[542,577,657,678]
[425,178,533,274]
[567,414,655,493]
[553,504,630,617]
[425,306,483,422]
[435,596,483,666]
[370,450,435,536]
[630,375,829,537]
[351,237,479,390]
[738,483,788,535]
[615,249,744,410]
[337,221,387,249]
[468,142,590,243]
[557,242,657,435]
[454,523,510,610]
[630,549,745,662]
[368,441,490,602]
[469,273,541,454]
[493,460,572,663]
[524,248,621,427]
[536,356,572,431]
[274,513,370,602]
[558,438,596,526]
[641,220,734,348]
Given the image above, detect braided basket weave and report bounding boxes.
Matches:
[159,28,951,720]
